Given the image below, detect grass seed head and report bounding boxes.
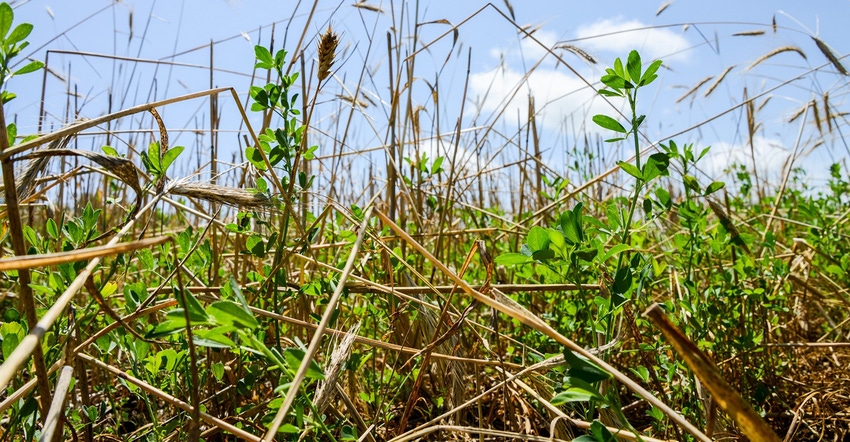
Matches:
[317,25,339,82]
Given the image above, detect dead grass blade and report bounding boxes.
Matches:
[12,134,72,201]
[169,181,273,208]
[644,304,781,442]
[746,46,807,71]
[0,235,170,271]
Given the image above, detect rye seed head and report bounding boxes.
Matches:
[317,25,339,81]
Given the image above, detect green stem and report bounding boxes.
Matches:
[608,88,644,342]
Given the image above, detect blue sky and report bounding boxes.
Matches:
[5,0,850,196]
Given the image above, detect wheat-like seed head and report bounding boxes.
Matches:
[317,25,339,82]
[746,46,806,71]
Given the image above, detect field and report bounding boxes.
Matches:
[0,1,848,441]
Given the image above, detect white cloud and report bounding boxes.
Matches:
[575,18,690,62]
[468,64,619,137]
[698,136,790,182]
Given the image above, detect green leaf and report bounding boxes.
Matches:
[626,50,642,83]
[590,421,617,442]
[704,181,725,196]
[613,57,624,79]
[245,147,267,171]
[597,88,623,98]
[229,277,253,314]
[246,234,265,257]
[1,321,24,359]
[146,318,188,338]
[531,249,555,261]
[494,252,531,266]
[207,300,259,329]
[46,218,58,240]
[175,289,209,322]
[683,174,701,193]
[547,228,566,251]
[599,244,632,264]
[6,23,32,46]
[564,349,611,384]
[193,326,238,348]
[559,205,584,245]
[526,226,550,252]
[12,60,42,76]
[160,145,184,173]
[642,152,670,181]
[618,161,642,180]
[101,145,119,157]
[254,45,273,69]
[613,266,632,297]
[0,3,12,40]
[641,59,663,86]
[211,362,225,381]
[551,387,602,405]
[283,348,325,380]
[5,123,15,146]
[592,115,627,133]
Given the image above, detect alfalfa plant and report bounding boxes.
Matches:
[495,50,687,438]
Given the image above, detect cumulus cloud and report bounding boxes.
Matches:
[698,136,791,182]
[468,64,619,137]
[575,18,690,62]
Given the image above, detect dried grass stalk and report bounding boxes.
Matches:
[503,0,516,20]
[746,46,807,71]
[313,323,360,414]
[554,43,597,64]
[811,36,848,76]
[317,25,339,81]
[13,135,72,201]
[787,102,808,123]
[823,91,832,131]
[352,1,383,13]
[704,65,735,97]
[732,30,765,37]
[676,75,713,103]
[19,149,141,194]
[811,98,822,133]
[169,181,273,209]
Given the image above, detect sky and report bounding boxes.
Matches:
[5,0,850,200]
